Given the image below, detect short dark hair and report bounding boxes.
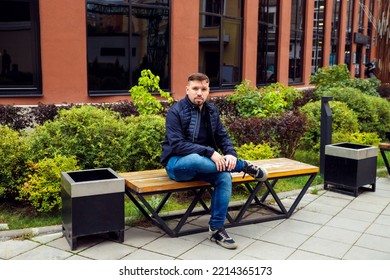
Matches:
[188,72,209,83]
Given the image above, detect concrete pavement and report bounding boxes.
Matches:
[1,177,390,260]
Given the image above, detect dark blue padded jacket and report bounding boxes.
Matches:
[160,96,237,166]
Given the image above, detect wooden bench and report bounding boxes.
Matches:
[119,158,319,237]
[379,143,390,175]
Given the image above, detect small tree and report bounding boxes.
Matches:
[129,69,173,115]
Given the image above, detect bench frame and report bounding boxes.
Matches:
[121,158,318,237]
[380,143,390,175]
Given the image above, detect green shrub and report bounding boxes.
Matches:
[260,83,302,117]
[310,64,351,89]
[123,114,166,171]
[227,80,262,118]
[227,81,302,118]
[236,142,277,160]
[332,131,381,146]
[25,106,133,171]
[0,125,28,199]
[300,100,359,151]
[129,69,173,115]
[311,64,380,98]
[322,86,378,132]
[368,96,390,140]
[323,87,390,138]
[345,77,380,97]
[17,155,79,213]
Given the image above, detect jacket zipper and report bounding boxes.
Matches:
[192,108,200,143]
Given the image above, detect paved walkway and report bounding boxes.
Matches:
[1,177,390,260]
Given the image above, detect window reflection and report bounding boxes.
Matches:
[87,0,170,94]
[289,0,305,84]
[312,0,325,74]
[344,0,353,67]
[0,0,41,94]
[199,0,242,89]
[330,0,341,65]
[257,0,279,85]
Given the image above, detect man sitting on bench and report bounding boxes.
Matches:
[160,72,268,250]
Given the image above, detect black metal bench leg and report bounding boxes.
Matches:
[381,149,390,175]
[136,194,176,237]
[233,181,264,223]
[287,173,316,217]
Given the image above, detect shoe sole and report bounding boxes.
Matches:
[210,237,238,250]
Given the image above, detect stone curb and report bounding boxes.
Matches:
[0,225,62,241]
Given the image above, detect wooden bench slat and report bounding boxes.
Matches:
[119,158,319,194]
[379,143,390,150]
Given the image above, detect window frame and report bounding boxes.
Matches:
[0,0,42,97]
[86,0,171,96]
[256,0,279,86]
[199,0,244,90]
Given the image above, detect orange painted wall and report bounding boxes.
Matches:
[170,0,200,101]
[242,0,259,85]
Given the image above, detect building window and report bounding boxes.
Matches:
[86,0,170,95]
[365,0,375,64]
[312,0,325,74]
[257,0,279,85]
[0,0,41,96]
[344,0,354,67]
[289,0,305,84]
[199,0,243,89]
[330,0,341,66]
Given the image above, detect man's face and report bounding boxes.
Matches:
[186,79,210,108]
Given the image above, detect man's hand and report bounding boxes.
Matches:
[211,152,237,172]
[223,154,237,171]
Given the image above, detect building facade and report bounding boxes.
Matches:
[0,0,380,105]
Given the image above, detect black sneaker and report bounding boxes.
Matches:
[209,227,238,249]
[243,160,268,181]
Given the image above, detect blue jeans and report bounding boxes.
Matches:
[165,153,246,230]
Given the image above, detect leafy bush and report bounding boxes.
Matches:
[25,106,132,171]
[378,83,390,100]
[236,142,277,160]
[209,96,239,118]
[300,100,359,151]
[310,64,380,98]
[266,110,308,158]
[17,155,79,213]
[227,81,302,118]
[225,110,307,158]
[368,96,390,140]
[332,131,381,147]
[322,86,390,139]
[345,77,380,97]
[310,64,351,89]
[129,69,173,115]
[227,80,262,118]
[0,105,33,130]
[224,116,270,147]
[0,125,28,199]
[123,114,166,171]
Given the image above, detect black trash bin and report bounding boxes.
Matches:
[61,168,125,250]
[324,142,378,197]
